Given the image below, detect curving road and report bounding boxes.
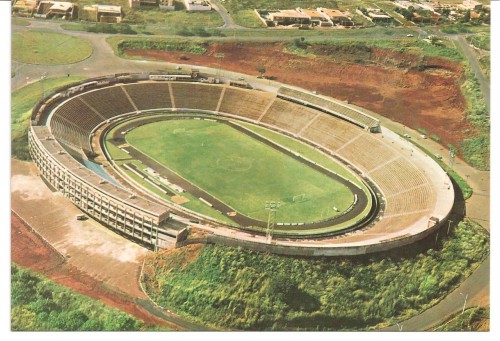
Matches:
[451,35,490,114]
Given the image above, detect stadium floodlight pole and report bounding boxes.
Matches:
[214,53,224,77]
[460,292,468,314]
[447,220,453,235]
[265,201,281,244]
[40,72,48,99]
[448,148,455,169]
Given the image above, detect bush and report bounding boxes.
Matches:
[416,128,428,135]
[117,39,208,55]
[430,134,441,142]
[143,220,489,330]
[11,265,145,331]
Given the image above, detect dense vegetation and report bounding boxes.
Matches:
[11,76,84,160]
[466,32,490,51]
[143,219,489,330]
[11,264,145,331]
[285,37,463,63]
[115,38,209,57]
[460,66,490,170]
[434,307,489,331]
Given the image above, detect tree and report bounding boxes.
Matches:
[256,66,266,78]
[462,10,471,23]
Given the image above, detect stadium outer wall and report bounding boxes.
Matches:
[28,72,455,256]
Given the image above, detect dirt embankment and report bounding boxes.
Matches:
[11,212,177,329]
[126,42,471,150]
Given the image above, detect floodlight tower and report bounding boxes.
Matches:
[265,201,281,244]
[448,148,455,169]
[214,53,224,78]
[40,72,48,99]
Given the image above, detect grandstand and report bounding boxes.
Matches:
[218,87,276,121]
[122,82,172,111]
[299,114,364,153]
[278,86,380,131]
[29,74,454,256]
[170,82,223,111]
[79,86,136,119]
[260,98,320,135]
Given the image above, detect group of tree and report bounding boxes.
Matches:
[11,265,144,331]
[142,219,489,330]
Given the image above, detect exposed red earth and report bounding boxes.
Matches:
[11,212,178,329]
[126,42,471,151]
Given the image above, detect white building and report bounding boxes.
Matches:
[184,0,212,11]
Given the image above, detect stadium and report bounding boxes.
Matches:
[28,70,455,256]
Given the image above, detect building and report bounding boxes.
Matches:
[366,8,393,23]
[184,0,212,11]
[267,9,310,26]
[317,8,354,26]
[35,1,76,19]
[129,0,159,8]
[81,4,123,23]
[159,0,174,10]
[461,0,482,11]
[298,8,331,26]
[12,0,38,16]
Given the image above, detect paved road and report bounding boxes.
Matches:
[383,255,490,331]
[452,35,490,114]
[210,0,246,29]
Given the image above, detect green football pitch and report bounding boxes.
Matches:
[126,119,357,223]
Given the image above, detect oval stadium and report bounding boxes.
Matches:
[28,71,455,256]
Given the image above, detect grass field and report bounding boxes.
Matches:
[12,31,93,65]
[234,121,364,187]
[126,119,355,223]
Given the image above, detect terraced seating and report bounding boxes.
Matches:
[384,184,434,215]
[260,98,319,134]
[50,115,91,152]
[219,87,275,121]
[122,82,172,111]
[300,114,363,151]
[278,87,379,129]
[369,157,429,195]
[337,134,397,172]
[171,83,223,111]
[372,211,430,234]
[52,97,105,135]
[79,86,136,119]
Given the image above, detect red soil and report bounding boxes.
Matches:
[126,42,471,150]
[11,212,178,329]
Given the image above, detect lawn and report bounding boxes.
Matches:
[12,31,93,65]
[126,119,355,223]
[234,120,364,187]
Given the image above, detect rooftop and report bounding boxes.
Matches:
[269,10,310,19]
[91,4,122,13]
[319,8,351,18]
